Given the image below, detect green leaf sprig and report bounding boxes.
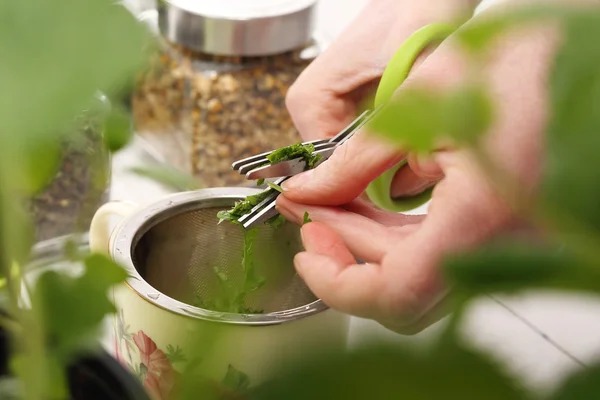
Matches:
[266,142,323,170]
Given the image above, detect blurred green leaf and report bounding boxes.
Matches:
[31,253,127,361]
[0,193,34,270]
[368,89,443,152]
[250,340,528,400]
[455,5,570,55]
[551,361,600,400]
[130,165,203,192]
[0,0,151,148]
[17,140,62,196]
[103,105,133,152]
[9,349,69,400]
[443,86,493,144]
[542,12,600,232]
[367,86,491,151]
[443,240,600,295]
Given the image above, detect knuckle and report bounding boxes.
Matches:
[285,81,309,115]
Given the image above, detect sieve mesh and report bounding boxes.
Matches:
[131,203,317,314]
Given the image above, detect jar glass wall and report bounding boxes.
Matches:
[132,0,319,187]
[28,94,111,243]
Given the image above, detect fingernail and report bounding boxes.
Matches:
[282,169,314,191]
[392,180,433,198]
[415,153,443,180]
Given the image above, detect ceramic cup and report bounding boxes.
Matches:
[89,188,350,398]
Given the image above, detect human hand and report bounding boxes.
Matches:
[277,2,566,334]
[286,0,478,198]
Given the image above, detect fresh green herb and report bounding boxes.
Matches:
[266,142,323,170]
[267,182,283,193]
[193,228,265,314]
[303,211,312,225]
[266,214,286,228]
[241,227,266,293]
[216,190,272,224]
[257,178,265,186]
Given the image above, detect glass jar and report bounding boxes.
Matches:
[28,94,111,243]
[132,0,321,187]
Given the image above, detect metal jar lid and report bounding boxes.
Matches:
[158,0,317,57]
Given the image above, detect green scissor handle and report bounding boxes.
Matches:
[365,23,457,212]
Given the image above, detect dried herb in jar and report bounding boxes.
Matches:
[132,40,315,188]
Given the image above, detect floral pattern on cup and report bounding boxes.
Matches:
[114,308,250,399]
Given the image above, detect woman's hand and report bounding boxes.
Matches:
[277,1,567,334]
[286,0,478,198]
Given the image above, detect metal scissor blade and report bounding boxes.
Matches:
[245,146,336,180]
[328,109,372,143]
[240,200,279,230]
[237,142,336,175]
[238,177,289,229]
[231,138,329,171]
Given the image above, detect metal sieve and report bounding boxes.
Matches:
[90,188,349,390]
[131,196,315,314]
[91,187,328,325]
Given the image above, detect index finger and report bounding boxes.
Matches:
[281,129,406,205]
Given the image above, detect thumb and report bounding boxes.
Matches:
[282,129,405,205]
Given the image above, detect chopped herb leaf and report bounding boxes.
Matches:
[267,182,283,193]
[257,178,265,186]
[242,227,266,292]
[303,211,312,225]
[266,142,323,171]
[266,214,286,228]
[217,190,272,224]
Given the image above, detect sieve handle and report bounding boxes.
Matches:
[89,201,140,255]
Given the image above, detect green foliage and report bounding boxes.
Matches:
[266,182,283,193]
[443,240,600,295]
[217,190,273,224]
[193,228,265,314]
[265,214,286,228]
[542,12,600,232]
[250,339,528,400]
[266,142,323,169]
[31,254,127,361]
[368,89,444,152]
[550,361,600,400]
[103,105,133,152]
[443,85,493,144]
[303,211,312,225]
[367,86,493,152]
[0,0,150,147]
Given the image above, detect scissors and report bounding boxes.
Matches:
[231,23,457,229]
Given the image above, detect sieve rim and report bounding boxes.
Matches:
[111,187,329,326]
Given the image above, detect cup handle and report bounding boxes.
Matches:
[89,201,140,255]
